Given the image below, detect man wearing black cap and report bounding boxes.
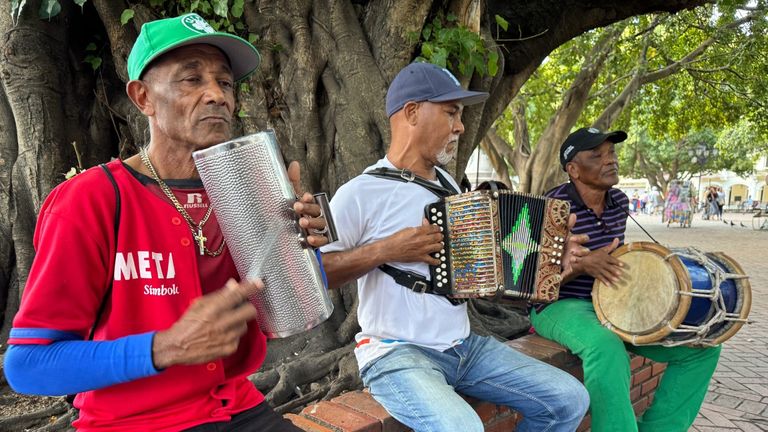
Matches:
[530,127,721,432]
[4,13,327,431]
[320,62,589,432]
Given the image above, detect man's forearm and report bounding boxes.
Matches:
[4,332,159,396]
[322,241,391,289]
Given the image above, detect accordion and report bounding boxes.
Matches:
[425,190,570,303]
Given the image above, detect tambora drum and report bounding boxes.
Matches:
[592,242,751,346]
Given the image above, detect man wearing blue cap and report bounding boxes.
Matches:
[320,62,589,432]
[533,127,721,431]
[4,13,326,431]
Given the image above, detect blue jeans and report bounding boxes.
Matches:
[360,333,589,432]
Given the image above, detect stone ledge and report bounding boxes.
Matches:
[286,334,666,432]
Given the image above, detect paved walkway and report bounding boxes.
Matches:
[623,211,768,432]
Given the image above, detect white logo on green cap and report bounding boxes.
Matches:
[182,14,215,34]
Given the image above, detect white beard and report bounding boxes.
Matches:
[436,147,454,165]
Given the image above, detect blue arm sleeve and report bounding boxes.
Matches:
[4,332,160,396]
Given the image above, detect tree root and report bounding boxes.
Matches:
[253,343,355,407]
[334,285,360,344]
[273,387,326,414]
[321,350,362,401]
[0,398,74,432]
[468,299,530,340]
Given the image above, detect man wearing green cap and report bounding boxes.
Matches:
[4,13,324,431]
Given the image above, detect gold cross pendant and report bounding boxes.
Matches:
[194,227,207,256]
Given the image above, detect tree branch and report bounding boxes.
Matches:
[90,0,139,83]
[640,13,757,85]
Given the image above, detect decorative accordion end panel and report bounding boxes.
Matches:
[425,190,570,303]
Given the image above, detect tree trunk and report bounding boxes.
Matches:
[0,0,710,424]
[478,135,511,187]
[0,76,17,344]
[0,0,113,342]
[518,25,624,194]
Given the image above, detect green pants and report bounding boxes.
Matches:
[530,298,721,432]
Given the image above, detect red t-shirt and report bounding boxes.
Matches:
[11,161,267,431]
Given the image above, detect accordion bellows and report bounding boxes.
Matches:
[193,131,333,338]
[426,190,570,302]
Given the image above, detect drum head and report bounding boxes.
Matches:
[593,242,692,345]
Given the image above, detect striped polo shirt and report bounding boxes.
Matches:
[545,182,629,300]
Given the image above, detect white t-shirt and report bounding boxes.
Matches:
[321,157,470,370]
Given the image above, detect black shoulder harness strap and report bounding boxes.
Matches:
[364,167,464,305]
[67,164,121,406]
[90,164,121,341]
[365,167,459,198]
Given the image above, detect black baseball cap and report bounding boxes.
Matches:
[560,127,627,170]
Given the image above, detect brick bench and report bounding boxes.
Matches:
[284,334,666,431]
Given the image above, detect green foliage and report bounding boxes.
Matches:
[84,37,102,71]
[231,0,244,18]
[121,8,135,25]
[65,141,85,179]
[494,15,509,32]
[13,0,258,74]
[134,0,254,43]
[39,0,61,19]
[619,119,766,184]
[412,12,500,77]
[64,166,79,179]
[715,120,768,175]
[84,55,102,70]
[496,2,767,183]
[619,127,720,181]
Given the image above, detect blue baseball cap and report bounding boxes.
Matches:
[385,62,489,117]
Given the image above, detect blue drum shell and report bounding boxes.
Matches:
[679,255,737,327]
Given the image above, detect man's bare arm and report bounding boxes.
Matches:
[322,221,442,289]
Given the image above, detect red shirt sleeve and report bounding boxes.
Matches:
[12,167,117,339]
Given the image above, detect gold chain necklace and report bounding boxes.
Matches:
[139,147,225,257]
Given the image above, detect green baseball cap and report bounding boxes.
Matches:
[127,13,261,81]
